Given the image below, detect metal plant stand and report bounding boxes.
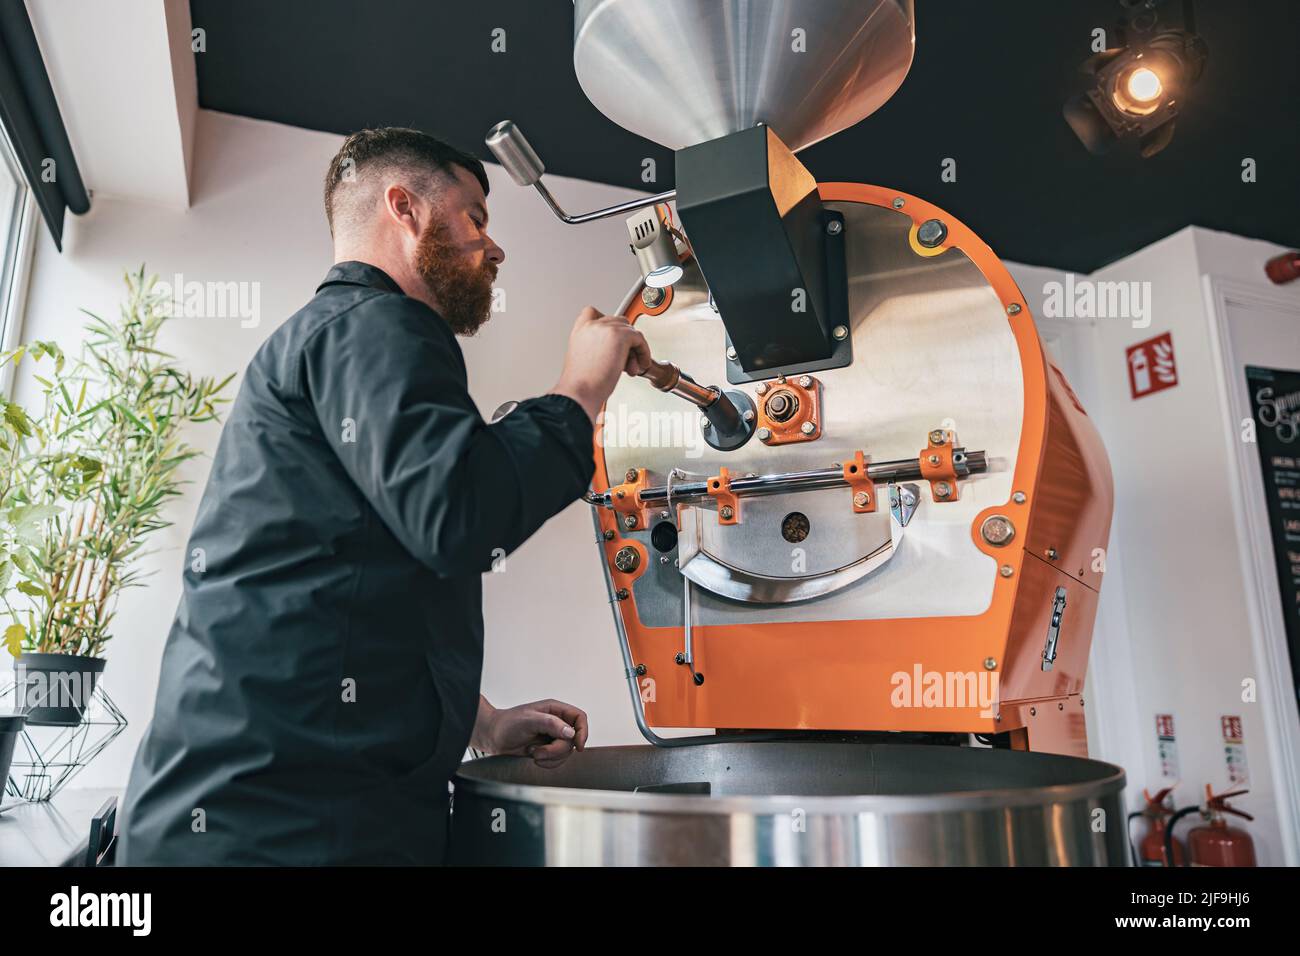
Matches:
[0,679,127,804]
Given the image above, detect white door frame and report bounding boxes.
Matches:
[1202,274,1300,866]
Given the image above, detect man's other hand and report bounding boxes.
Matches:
[551,306,652,423]
[479,698,589,769]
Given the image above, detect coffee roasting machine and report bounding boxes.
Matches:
[452,0,1126,866]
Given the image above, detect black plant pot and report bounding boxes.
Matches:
[14,653,106,727]
[0,714,25,790]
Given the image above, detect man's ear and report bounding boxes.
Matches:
[382,184,421,239]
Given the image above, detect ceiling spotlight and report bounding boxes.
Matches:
[626,203,683,289]
[1123,66,1164,100]
[1063,0,1208,158]
[1122,66,1162,105]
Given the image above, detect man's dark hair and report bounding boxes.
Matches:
[323,127,490,237]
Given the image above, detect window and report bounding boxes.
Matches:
[0,118,36,394]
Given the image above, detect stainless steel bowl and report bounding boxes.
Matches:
[450,742,1127,866]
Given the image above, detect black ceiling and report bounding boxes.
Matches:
[190,0,1299,272]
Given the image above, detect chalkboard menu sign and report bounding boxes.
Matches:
[1246,366,1300,705]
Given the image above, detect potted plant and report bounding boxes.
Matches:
[0,350,42,776]
[2,266,232,726]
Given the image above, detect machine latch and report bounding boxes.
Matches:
[842,451,876,513]
[1041,586,1068,671]
[706,467,740,525]
[919,428,961,502]
[890,483,920,527]
[609,467,651,531]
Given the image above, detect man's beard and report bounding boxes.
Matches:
[414,220,497,336]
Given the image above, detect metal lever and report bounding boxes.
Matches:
[485,120,675,225]
[675,576,704,686]
[638,359,756,451]
[640,359,722,408]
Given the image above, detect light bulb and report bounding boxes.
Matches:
[1126,67,1162,102]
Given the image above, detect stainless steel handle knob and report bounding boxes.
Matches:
[485,120,545,187]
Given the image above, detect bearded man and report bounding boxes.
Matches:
[120,128,651,865]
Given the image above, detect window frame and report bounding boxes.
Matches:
[0,115,39,399]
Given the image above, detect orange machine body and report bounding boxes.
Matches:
[593,183,1114,757]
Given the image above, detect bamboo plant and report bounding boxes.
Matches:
[1,266,233,658]
[1,340,64,657]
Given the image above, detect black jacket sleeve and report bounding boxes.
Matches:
[299,295,595,577]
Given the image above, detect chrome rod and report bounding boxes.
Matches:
[682,575,694,666]
[486,120,678,226]
[534,180,677,225]
[585,450,987,508]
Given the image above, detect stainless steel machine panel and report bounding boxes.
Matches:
[450,742,1127,866]
[601,200,1023,625]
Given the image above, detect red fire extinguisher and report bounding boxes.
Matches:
[1182,786,1258,867]
[1135,787,1185,866]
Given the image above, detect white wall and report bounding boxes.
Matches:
[1087,226,1300,864]
[10,108,653,787]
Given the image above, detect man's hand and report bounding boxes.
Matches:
[551,306,652,423]
[473,696,589,769]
